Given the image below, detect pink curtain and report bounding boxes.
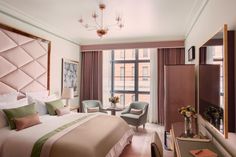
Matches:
[157,48,185,125]
[80,51,103,110]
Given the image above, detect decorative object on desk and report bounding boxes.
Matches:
[188,46,195,61]
[179,105,197,137]
[189,149,217,157]
[62,58,79,96]
[109,96,119,108]
[204,106,223,130]
[62,87,74,107]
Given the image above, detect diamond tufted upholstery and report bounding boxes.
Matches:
[0,28,49,95]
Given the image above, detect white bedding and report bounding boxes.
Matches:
[0,112,97,157]
[0,112,133,157]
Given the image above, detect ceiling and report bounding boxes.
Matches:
[0,0,207,45]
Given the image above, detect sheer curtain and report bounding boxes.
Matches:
[148,49,158,123]
[102,50,112,108]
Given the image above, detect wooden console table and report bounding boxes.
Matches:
[171,122,224,157]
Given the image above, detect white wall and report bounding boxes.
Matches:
[0,12,81,105]
[185,0,236,156]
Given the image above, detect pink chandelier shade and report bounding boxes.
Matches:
[78,2,124,37]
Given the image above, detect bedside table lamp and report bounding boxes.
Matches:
[62,87,74,107]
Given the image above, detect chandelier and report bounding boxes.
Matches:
[78,2,124,37]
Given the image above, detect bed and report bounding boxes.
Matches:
[0,24,134,157]
[0,112,134,157]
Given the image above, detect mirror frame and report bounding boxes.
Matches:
[198,24,228,138]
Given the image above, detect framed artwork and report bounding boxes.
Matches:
[188,46,195,61]
[62,58,79,97]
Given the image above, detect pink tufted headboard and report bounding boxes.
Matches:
[0,24,50,95]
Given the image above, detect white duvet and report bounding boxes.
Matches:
[0,112,97,157]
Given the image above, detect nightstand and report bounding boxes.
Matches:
[70,106,80,112]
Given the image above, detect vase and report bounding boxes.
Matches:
[111,103,116,108]
[184,117,193,137]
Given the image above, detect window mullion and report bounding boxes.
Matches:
[135,49,139,101]
[111,50,114,97]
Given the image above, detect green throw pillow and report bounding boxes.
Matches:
[45,99,64,115]
[3,103,36,130]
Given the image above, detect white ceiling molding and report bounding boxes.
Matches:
[184,0,209,38]
[0,1,79,45]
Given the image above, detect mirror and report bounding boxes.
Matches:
[199,25,228,138]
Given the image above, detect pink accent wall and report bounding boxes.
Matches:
[81,40,184,51]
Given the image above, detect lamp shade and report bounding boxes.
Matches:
[62,87,74,99]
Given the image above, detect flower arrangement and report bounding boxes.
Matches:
[109,96,119,104]
[179,105,197,118]
[204,106,223,121]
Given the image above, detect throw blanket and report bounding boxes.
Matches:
[0,113,134,157]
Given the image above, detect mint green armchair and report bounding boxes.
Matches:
[82,100,107,113]
[120,101,149,131]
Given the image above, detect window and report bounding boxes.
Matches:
[131,95,135,102]
[142,66,148,81]
[120,94,124,105]
[120,66,124,81]
[120,51,125,59]
[143,49,148,58]
[111,49,150,107]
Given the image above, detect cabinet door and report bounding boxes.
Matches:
[164,65,195,131]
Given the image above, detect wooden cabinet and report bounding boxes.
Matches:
[164,65,195,132]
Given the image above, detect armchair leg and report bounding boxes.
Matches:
[143,124,145,129]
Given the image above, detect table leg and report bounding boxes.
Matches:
[111,110,116,115]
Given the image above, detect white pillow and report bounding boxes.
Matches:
[0,92,18,103]
[28,94,59,115]
[0,98,29,128]
[26,90,49,99]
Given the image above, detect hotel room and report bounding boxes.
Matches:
[0,0,236,157]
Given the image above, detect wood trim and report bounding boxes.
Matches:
[0,23,50,42]
[223,24,228,139]
[0,23,51,92]
[47,42,51,93]
[171,126,181,157]
[80,40,184,51]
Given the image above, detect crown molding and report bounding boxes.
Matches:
[0,1,80,45]
[185,0,209,39]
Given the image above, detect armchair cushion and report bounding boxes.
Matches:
[120,113,140,120]
[130,108,143,115]
[87,107,99,113]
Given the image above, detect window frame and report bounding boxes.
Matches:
[111,49,150,104]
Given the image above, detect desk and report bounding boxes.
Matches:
[171,122,223,157]
[106,107,123,115]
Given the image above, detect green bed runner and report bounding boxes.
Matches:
[31,114,93,157]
